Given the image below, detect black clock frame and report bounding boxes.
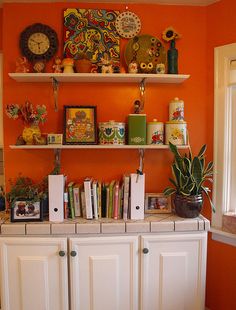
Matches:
[20,23,58,62]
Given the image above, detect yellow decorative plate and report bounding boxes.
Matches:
[124,34,166,71]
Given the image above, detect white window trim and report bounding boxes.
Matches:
[212,43,236,247]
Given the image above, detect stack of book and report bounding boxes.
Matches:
[63,173,145,220]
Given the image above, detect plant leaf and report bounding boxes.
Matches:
[163,187,176,196]
[198,144,207,158]
[192,157,203,188]
[202,186,215,212]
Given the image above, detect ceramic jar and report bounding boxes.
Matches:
[165,121,187,145]
[99,121,125,145]
[147,119,164,145]
[169,97,184,121]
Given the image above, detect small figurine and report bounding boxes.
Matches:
[134,99,142,114]
[53,56,62,73]
[33,60,46,73]
[15,56,30,73]
[140,62,154,73]
[156,63,165,74]
[128,61,138,74]
[62,58,74,73]
[100,53,113,74]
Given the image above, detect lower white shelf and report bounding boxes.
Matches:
[9,144,189,150]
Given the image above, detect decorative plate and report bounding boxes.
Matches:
[115,11,141,39]
[124,34,166,71]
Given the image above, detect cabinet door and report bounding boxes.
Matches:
[140,232,207,310]
[0,237,68,310]
[70,236,138,310]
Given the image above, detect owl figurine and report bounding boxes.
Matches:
[139,62,154,73]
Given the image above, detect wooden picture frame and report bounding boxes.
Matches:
[11,199,43,222]
[145,193,172,214]
[63,105,97,144]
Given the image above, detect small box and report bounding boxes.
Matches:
[47,134,63,145]
[128,114,146,145]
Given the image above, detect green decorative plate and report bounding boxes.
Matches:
[124,34,166,71]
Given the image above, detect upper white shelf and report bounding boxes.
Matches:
[9,144,189,150]
[9,73,190,84]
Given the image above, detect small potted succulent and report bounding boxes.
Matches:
[163,142,215,218]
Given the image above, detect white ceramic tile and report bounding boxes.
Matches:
[26,224,51,235]
[204,218,211,231]
[101,222,125,234]
[51,223,75,234]
[198,219,205,230]
[151,221,174,232]
[76,223,101,234]
[126,222,150,233]
[1,223,26,235]
[174,219,198,231]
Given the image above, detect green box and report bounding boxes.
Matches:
[128,114,146,145]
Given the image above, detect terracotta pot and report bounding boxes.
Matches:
[173,193,203,218]
[75,59,92,73]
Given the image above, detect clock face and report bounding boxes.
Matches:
[20,23,58,62]
[28,33,50,55]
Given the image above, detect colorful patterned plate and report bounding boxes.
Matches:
[115,11,141,39]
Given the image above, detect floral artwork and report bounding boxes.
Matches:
[6,101,47,125]
[63,8,120,71]
[64,106,97,144]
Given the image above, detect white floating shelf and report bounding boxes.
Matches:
[9,73,190,84]
[9,144,189,150]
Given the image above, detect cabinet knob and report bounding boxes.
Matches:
[59,250,66,257]
[70,250,77,257]
[143,248,149,254]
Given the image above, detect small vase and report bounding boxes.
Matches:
[167,40,178,74]
[22,124,41,145]
[174,194,203,218]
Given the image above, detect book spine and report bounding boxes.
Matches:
[64,191,68,219]
[123,175,130,221]
[68,184,75,219]
[73,186,81,217]
[84,179,93,219]
[113,181,119,220]
[92,182,98,220]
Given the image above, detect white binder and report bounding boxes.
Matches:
[49,174,65,222]
[130,173,145,220]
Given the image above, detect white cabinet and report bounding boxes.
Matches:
[0,232,207,310]
[69,236,139,310]
[140,232,207,310]
[0,237,69,310]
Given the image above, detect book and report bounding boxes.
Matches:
[108,180,115,218]
[67,181,75,219]
[64,191,69,219]
[113,180,120,219]
[73,183,81,217]
[80,189,86,219]
[92,180,98,220]
[123,174,130,221]
[84,177,93,219]
[101,183,107,218]
[97,181,102,218]
[106,184,110,218]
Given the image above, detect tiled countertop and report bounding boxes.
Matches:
[0,213,210,235]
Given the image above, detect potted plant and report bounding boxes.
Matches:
[163,142,215,218]
[75,52,92,73]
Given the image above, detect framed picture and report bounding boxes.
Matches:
[145,193,172,214]
[11,199,43,222]
[63,105,97,144]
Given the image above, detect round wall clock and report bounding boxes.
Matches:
[20,23,58,62]
[115,11,141,39]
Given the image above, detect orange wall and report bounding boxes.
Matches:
[2,2,208,194]
[0,8,2,51]
[205,1,236,309]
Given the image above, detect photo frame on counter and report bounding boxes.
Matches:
[145,193,172,214]
[11,199,43,222]
[63,105,97,144]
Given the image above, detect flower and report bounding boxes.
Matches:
[6,101,47,125]
[162,26,181,42]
